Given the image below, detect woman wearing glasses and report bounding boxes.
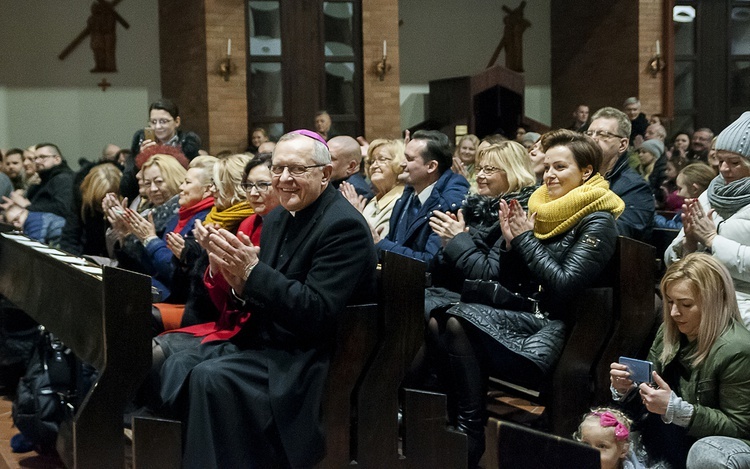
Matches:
[341,138,405,238]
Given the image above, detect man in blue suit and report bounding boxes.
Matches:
[375,130,469,268]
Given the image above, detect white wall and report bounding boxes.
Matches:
[0,0,161,166]
[398,0,551,127]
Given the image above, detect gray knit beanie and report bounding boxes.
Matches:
[716,111,750,159]
[522,132,541,145]
[639,139,664,158]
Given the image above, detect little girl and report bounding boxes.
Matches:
[575,408,644,469]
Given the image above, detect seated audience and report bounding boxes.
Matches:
[155,153,253,330]
[106,152,186,278]
[528,138,546,184]
[59,162,122,256]
[314,110,336,140]
[2,143,75,219]
[686,128,713,163]
[374,130,469,267]
[623,97,649,147]
[669,131,691,161]
[655,162,715,229]
[429,129,622,467]
[611,253,750,468]
[328,135,373,200]
[156,130,377,468]
[3,148,26,190]
[341,138,405,238]
[452,134,480,191]
[22,146,40,189]
[429,140,538,292]
[248,127,269,154]
[3,204,65,245]
[587,107,655,242]
[568,104,590,132]
[661,153,690,211]
[636,139,666,198]
[119,156,217,303]
[707,137,720,175]
[521,131,540,151]
[665,112,750,327]
[101,143,121,163]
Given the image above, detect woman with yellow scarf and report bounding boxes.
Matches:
[432,129,624,467]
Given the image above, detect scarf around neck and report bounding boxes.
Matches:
[174,197,215,234]
[204,201,254,232]
[707,175,750,220]
[528,173,624,239]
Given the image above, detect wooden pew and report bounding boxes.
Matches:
[488,236,657,437]
[0,228,152,468]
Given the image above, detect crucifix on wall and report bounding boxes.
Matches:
[487,1,531,72]
[59,0,129,73]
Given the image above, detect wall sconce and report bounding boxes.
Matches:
[219,39,234,82]
[373,40,391,81]
[648,39,665,77]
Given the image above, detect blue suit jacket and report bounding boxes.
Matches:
[376,169,469,268]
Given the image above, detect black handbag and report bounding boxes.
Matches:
[460,279,544,318]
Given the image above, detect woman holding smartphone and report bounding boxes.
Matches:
[610,253,750,469]
[123,99,202,201]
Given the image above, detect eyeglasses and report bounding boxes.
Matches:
[370,156,393,165]
[584,130,626,140]
[33,154,57,161]
[476,165,504,175]
[149,118,174,126]
[270,164,326,177]
[241,181,273,192]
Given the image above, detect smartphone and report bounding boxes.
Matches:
[144,127,156,142]
[619,357,653,384]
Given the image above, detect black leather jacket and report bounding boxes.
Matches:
[510,211,619,321]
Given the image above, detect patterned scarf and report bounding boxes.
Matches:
[707,175,750,220]
[203,201,254,232]
[528,173,624,239]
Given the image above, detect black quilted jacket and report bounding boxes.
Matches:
[509,211,619,321]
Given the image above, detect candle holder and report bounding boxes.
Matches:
[218,55,234,82]
[374,55,391,81]
[648,54,665,77]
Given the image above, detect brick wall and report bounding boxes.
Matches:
[638,0,664,118]
[159,0,210,150]
[362,0,401,139]
[160,0,400,150]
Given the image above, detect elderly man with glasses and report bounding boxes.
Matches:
[585,107,655,242]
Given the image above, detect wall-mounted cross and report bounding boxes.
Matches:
[59,0,129,73]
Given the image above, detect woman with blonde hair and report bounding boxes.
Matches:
[430,140,538,289]
[452,134,481,190]
[341,138,405,237]
[202,153,254,232]
[59,162,122,256]
[611,253,750,468]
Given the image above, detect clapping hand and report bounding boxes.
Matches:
[499,198,535,247]
[123,209,156,242]
[682,198,717,249]
[206,229,260,292]
[340,181,366,213]
[166,232,186,258]
[430,209,467,245]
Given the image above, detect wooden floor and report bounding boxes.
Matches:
[0,395,63,469]
[0,387,541,469]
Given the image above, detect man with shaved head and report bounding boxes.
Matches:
[328,135,373,200]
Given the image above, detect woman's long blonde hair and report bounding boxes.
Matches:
[660,253,741,367]
[141,154,187,202]
[213,153,252,210]
[81,163,122,219]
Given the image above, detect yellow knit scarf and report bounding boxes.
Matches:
[203,201,254,232]
[527,173,624,239]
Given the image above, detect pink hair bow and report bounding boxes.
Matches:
[593,411,629,440]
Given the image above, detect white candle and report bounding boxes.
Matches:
[227,39,232,57]
[656,40,660,55]
[383,40,387,57]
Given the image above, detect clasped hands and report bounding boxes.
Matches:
[610,362,672,415]
[193,220,260,293]
[681,198,717,253]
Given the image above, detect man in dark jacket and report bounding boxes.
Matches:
[588,108,655,242]
[7,143,75,220]
[328,135,373,200]
[159,130,378,468]
[375,130,469,268]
